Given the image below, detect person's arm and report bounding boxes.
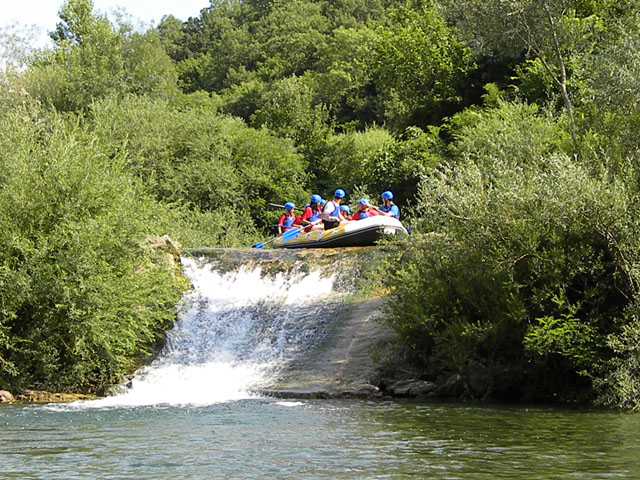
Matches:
[367,202,385,215]
[373,203,399,218]
[277,214,286,235]
[300,207,312,225]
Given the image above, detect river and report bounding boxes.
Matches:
[2,251,640,478]
[2,400,640,478]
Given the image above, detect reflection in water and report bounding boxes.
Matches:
[2,400,640,479]
[348,401,640,479]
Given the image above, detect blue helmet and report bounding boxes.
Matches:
[334,188,346,198]
[358,198,369,206]
[284,202,295,210]
[381,191,394,200]
[310,194,322,203]
[340,205,351,214]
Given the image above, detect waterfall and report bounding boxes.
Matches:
[85,252,344,407]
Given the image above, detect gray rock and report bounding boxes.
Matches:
[389,379,437,397]
[343,384,381,398]
[436,373,466,398]
[466,360,493,399]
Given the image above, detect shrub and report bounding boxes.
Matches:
[0,102,187,392]
[380,148,640,405]
[86,96,308,236]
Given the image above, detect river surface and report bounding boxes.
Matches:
[3,252,640,478]
[2,399,640,479]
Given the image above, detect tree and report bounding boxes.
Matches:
[0,102,188,392]
[440,0,608,143]
[580,3,640,173]
[165,2,256,92]
[251,75,330,150]
[311,26,379,126]
[86,96,308,233]
[24,0,178,111]
[252,0,329,80]
[0,23,39,75]
[368,1,474,128]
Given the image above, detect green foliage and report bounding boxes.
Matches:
[322,0,391,29]
[252,0,329,80]
[368,1,474,127]
[86,96,308,234]
[158,0,474,131]
[440,0,609,142]
[311,26,378,125]
[378,99,640,405]
[511,59,557,107]
[311,124,443,205]
[4,0,640,408]
[365,126,444,202]
[578,5,640,174]
[0,102,187,392]
[446,96,571,167]
[0,24,39,75]
[24,0,178,112]
[598,305,640,410]
[251,75,330,150]
[323,126,395,188]
[524,315,602,369]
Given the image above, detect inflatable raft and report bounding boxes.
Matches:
[273,216,408,249]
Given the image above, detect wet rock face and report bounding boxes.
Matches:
[179,248,500,403]
[185,246,383,291]
[13,390,95,403]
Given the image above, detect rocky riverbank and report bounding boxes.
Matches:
[0,389,96,404]
[260,296,495,401]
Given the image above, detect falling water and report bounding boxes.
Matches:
[85,253,341,407]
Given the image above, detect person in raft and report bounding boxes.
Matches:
[320,188,348,230]
[352,198,379,220]
[376,190,400,219]
[300,194,324,231]
[277,202,299,235]
[340,204,353,221]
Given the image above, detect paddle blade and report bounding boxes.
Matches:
[282,227,302,242]
[251,242,266,248]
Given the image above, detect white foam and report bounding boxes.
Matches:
[275,401,306,408]
[72,257,337,408]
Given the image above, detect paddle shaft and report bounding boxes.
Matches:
[269,202,300,210]
[252,224,305,248]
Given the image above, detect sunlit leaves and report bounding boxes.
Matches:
[25,0,178,112]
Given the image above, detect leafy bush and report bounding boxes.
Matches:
[86,96,308,235]
[382,153,637,403]
[378,101,640,406]
[0,102,188,393]
[446,96,571,167]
